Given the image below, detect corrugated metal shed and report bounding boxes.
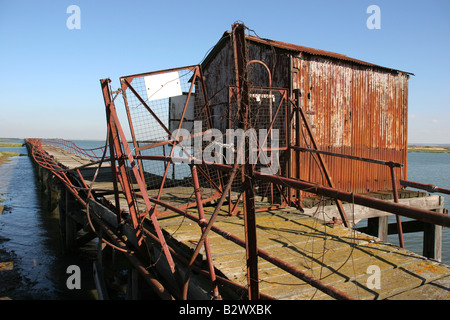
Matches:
[202,31,413,76]
[200,29,411,197]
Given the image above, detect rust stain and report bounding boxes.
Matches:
[293,54,409,195]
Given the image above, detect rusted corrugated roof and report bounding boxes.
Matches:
[202,31,413,76]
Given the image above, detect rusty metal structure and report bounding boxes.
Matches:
[201,26,411,199]
[25,23,450,300]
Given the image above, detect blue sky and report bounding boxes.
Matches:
[0,0,449,144]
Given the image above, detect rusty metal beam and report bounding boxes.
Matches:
[141,226,276,300]
[100,78,179,279]
[389,164,405,248]
[125,153,450,229]
[148,195,353,300]
[90,212,174,300]
[291,146,403,168]
[195,160,450,228]
[182,159,242,300]
[233,22,259,300]
[252,169,450,228]
[191,165,220,299]
[293,90,350,227]
[101,79,140,230]
[401,179,450,196]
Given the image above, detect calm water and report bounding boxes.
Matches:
[0,139,449,299]
[391,152,450,265]
[0,139,96,299]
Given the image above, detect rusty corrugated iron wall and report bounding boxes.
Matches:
[292,53,409,194]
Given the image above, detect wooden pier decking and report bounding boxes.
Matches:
[157,208,450,300]
[39,142,450,300]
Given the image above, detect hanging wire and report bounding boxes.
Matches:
[83,118,135,254]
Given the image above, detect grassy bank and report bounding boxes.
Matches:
[0,141,22,163]
[0,192,5,215]
[408,146,450,153]
[0,151,20,164]
[0,142,23,148]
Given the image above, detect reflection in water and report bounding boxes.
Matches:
[0,143,96,299]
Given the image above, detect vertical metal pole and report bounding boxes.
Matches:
[102,79,139,229]
[389,164,405,248]
[106,120,122,226]
[191,165,220,299]
[228,87,234,216]
[233,22,259,300]
[94,229,109,300]
[294,89,301,207]
[121,81,147,189]
[101,78,178,279]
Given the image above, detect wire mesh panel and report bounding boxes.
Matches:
[227,86,289,206]
[120,66,222,215]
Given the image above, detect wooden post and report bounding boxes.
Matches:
[423,223,442,262]
[65,188,77,252]
[367,216,388,242]
[58,187,67,248]
[94,230,110,300]
[423,197,444,261]
[126,268,139,300]
[93,260,109,300]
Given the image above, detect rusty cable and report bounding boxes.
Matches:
[83,122,135,254]
[33,138,133,254]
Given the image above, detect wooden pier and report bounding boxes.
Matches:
[28,141,450,300]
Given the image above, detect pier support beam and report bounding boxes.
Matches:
[423,202,444,262]
[56,183,77,253]
[367,216,388,242]
[357,197,445,262]
[126,268,139,300]
[58,191,67,250]
[423,222,442,262]
[94,231,110,300]
[65,189,77,253]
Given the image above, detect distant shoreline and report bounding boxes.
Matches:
[0,142,23,163]
[2,138,450,153]
[408,146,450,153]
[0,142,23,148]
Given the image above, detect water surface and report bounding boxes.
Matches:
[0,141,96,299]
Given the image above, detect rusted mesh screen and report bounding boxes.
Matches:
[121,64,290,215]
[122,67,222,214]
[225,87,289,205]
